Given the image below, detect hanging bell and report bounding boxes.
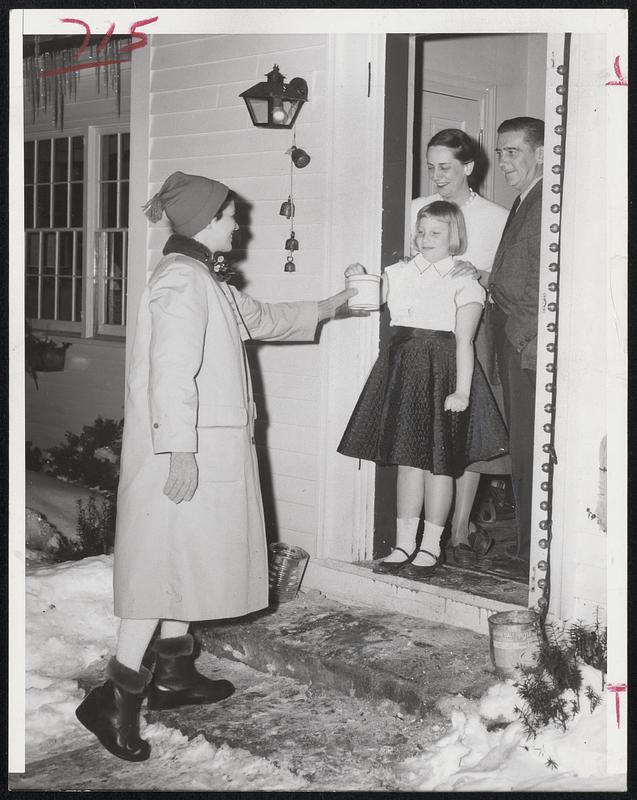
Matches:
[285,231,299,251]
[284,254,296,272]
[290,146,311,169]
[279,196,295,218]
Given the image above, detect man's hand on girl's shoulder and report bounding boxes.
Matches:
[451,260,480,280]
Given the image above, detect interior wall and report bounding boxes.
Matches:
[24,63,131,450]
[421,33,547,208]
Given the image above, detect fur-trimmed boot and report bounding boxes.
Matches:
[147,633,235,710]
[75,657,152,762]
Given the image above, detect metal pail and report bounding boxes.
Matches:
[268,543,310,603]
[488,609,540,678]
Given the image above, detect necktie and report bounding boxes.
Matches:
[503,195,521,232]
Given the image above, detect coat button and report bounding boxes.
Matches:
[153,422,159,428]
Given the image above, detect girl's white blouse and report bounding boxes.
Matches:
[385,254,485,333]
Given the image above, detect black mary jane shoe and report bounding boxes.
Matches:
[372,547,413,574]
[452,542,477,567]
[403,549,440,578]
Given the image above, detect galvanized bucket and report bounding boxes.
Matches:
[488,609,540,678]
[268,543,310,603]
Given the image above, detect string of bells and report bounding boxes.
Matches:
[279,142,311,272]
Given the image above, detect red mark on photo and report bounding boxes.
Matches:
[39,16,158,79]
[606,56,628,86]
[607,683,627,727]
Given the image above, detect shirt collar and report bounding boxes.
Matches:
[414,253,455,276]
[519,175,542,205]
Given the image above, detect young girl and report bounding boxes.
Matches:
[338,201,508,576]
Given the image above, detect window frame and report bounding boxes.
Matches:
[25,121,130,339]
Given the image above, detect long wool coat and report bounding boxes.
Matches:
[113,253,318,621]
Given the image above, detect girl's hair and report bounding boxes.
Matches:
[427,128,476,165]
[213,189,237,220]
[416,200,467,256]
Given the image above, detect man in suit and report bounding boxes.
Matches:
[488,117,544,564]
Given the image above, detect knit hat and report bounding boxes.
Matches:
[142,171,230,237]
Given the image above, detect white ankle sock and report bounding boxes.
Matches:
[384,517,420,562]
[413,521,444,567]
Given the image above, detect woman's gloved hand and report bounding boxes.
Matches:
[164,452,199,503]
[318,288,358,321]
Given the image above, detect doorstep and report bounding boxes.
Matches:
[196,590,496,719]
[301,558,527,636]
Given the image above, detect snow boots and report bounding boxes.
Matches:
[146,633,235,710]
[75,657,152,762]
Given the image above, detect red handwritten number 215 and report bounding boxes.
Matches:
[40,17,158,78]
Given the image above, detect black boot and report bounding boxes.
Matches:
[147,633,235,710]
[75,657,152,762]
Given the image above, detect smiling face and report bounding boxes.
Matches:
[194,200,238,253]
[426,146,473,202]
[495,130,544,194]
[413,215,452,263]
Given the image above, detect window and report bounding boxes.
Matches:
[24,126,130,336]
[25,137,84,326]
[96,132,130,334]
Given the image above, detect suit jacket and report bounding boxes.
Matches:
[488,179,543,372]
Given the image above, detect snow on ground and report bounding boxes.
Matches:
[25,550,623,790]
[394,664,623,791]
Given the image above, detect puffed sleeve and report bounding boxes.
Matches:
[147,261,208,454]
[454,276,486,309]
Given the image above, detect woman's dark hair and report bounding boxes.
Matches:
[427,129,477,165]
[213,189,237,221]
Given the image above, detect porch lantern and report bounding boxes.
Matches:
[240,65,308,129]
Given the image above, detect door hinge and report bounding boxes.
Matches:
[368,62,371,97]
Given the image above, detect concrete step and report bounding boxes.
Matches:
[196,590,497,718]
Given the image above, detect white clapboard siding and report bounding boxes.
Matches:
[145,34,329,547]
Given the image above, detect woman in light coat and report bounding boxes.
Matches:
[76,171,354,762]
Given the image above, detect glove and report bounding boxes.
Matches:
[164,452,198,503]
[318,288,359,321]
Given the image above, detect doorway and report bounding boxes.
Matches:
[372,33,548,596]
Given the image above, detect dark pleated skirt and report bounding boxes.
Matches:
[337,327,509,478]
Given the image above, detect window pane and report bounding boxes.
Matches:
[75,232,83,272]
[53,184,68,227]
[26,277,39,318]
[71,136,83,180]
[70,183,83,227]
[37,139,51,183]
[25,141,34,184]
[120,182,129,226]
[75,277,83,321]
[41,277,55,318]
[26,233,39,267]
[42,232,56,269]
[105,279,123,325]
[36,185,50,228]
[121,133,130,180]
[54,137,68,181]
[59,231,73,274]
[58,277,73,321]
[101,134,119,181]
[24,186,34,228]
[101,182,117,228]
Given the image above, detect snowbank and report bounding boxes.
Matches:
[395,663,623,791]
